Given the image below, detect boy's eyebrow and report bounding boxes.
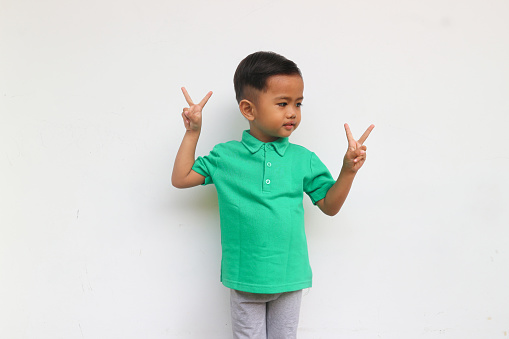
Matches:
[274,96,304,101]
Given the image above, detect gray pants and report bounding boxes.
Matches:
[230,289,303,339]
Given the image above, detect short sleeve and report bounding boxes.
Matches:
[191,145,221,186]
[304,152,336,205]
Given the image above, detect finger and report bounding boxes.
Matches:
[199,91,213,107]
[354,148,366,158]
[344,123,356,149]
[353,153,366,163]
[181,87,194,106]
[358,124,375,144]
[182,113,190,127]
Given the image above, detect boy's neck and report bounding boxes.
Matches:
[248,129,282,143]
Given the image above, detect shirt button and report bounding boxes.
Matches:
[267,162,272,167]
[265,179,271,185]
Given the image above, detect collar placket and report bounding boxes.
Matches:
[262,144,273,193]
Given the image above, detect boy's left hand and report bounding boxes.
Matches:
[343,123,374,173]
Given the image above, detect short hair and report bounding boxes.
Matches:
[234,51,302,103]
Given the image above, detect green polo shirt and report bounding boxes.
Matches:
[192,130,336,293]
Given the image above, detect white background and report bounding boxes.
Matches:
[1,0,508,338]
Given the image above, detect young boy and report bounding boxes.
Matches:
[172,51,374,339]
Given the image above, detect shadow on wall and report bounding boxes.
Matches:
[170,184,219,215]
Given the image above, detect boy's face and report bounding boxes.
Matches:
[247,74,304,143]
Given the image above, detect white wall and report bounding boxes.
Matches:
[1,0,508,338]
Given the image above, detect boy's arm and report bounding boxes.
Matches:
[316,123,374,216]
[171,87,213,189]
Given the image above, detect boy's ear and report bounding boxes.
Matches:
[239,99,255,121]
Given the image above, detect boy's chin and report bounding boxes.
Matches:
[280,127,297,136]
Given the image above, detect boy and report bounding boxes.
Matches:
[172,51,374,339]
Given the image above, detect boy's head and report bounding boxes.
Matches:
[234,51,304,142]
[234,51,302,104]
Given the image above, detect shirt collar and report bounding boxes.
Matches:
[241,130,289,157]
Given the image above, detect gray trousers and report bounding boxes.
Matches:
[230,289,303,339]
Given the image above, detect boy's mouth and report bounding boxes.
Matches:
[283,123,294,130]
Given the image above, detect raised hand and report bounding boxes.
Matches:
[343,123,374,173]
[181,87,213,132]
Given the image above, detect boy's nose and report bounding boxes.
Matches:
[286,108,297,118]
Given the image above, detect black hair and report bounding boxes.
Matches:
[233,51,302,103]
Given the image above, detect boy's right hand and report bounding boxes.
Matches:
[181,87,213,132]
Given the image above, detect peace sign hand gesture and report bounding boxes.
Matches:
[181,87,213,132]
[343,123,375,173]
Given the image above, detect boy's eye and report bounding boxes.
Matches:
[277,102,303,107]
